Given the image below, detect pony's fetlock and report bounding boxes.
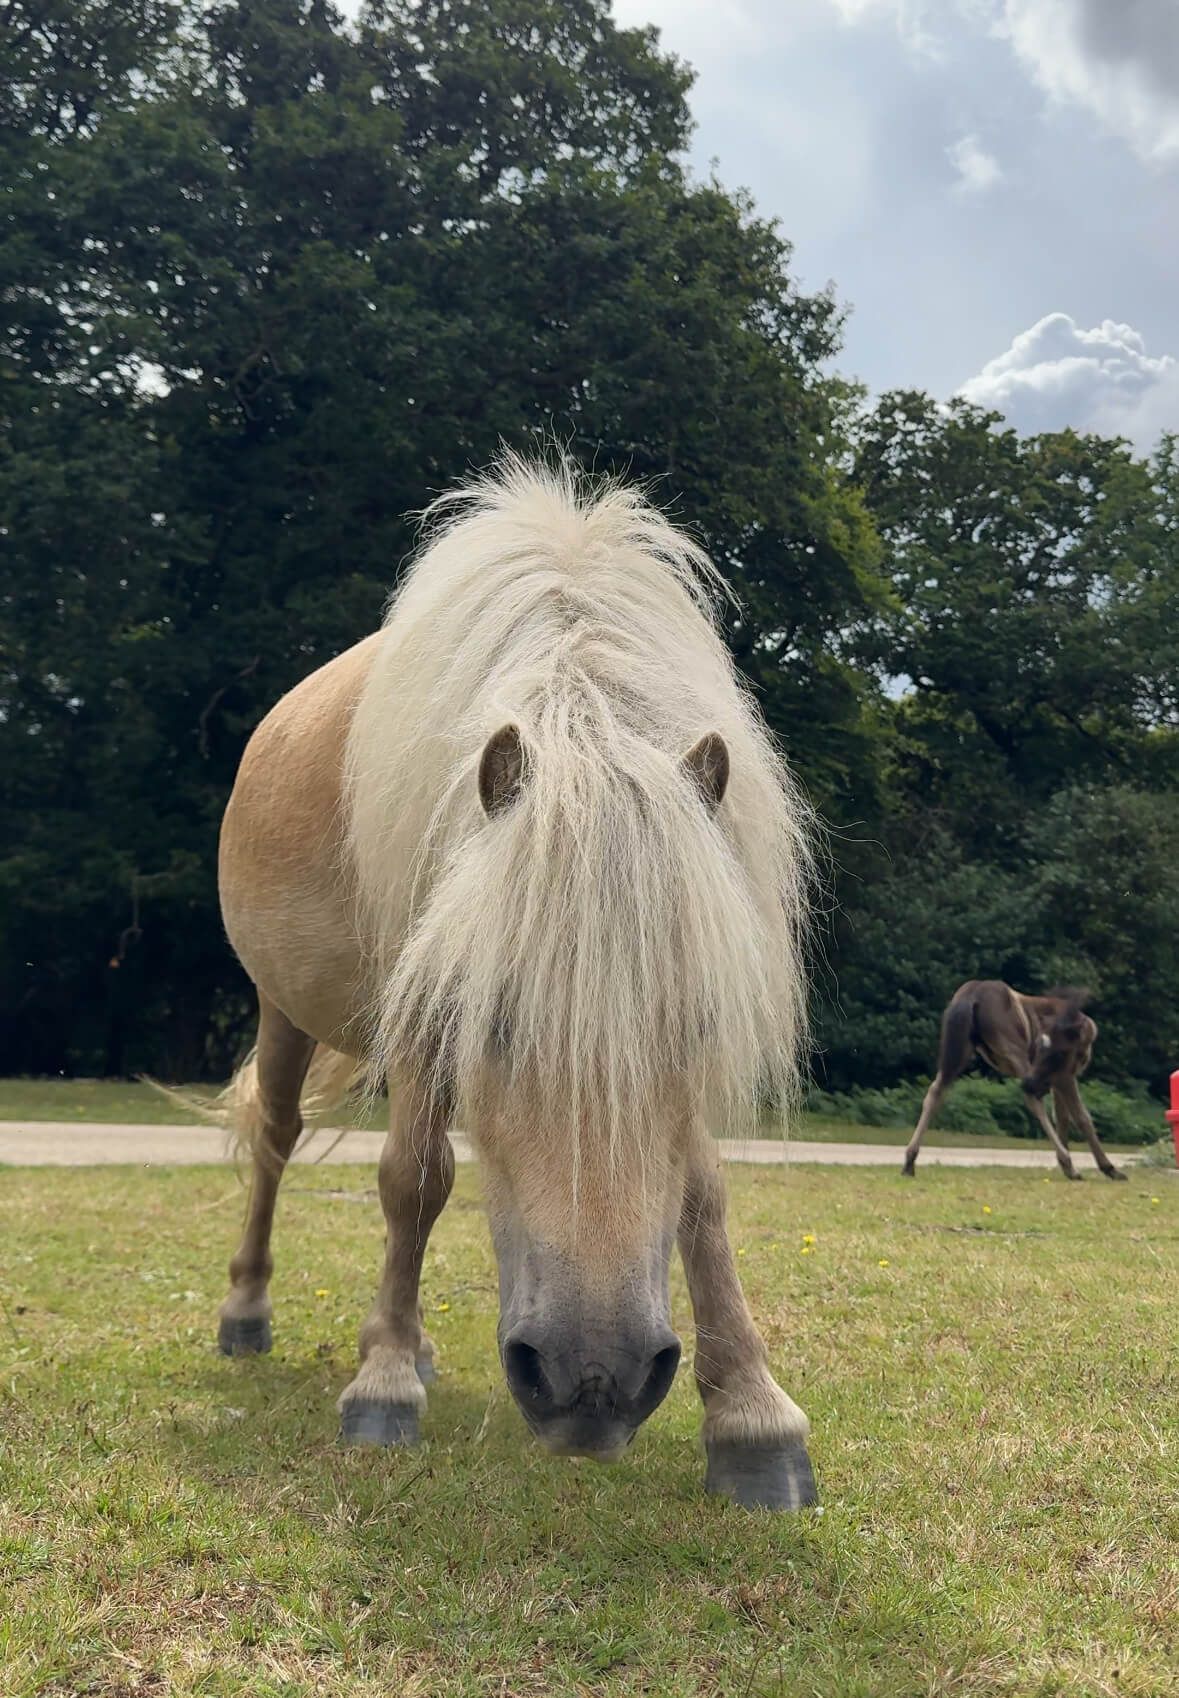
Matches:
[339,1348,427,1421]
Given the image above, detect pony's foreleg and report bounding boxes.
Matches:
[1022,1083,1082,1179]
[219,992,316,1354]
[678,1140,817,1510]
[338,1073,453,1446]
[1054,1078,1126,1180]
[901,1075,948,1176]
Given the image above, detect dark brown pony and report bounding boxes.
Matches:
[902,981,1126,1181]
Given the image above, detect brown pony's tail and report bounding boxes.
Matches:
[936,995,976,1083]
[146,1043,367,1166]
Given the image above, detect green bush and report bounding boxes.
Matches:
[1077,1081,1166,1146]
[805,1075,1165,1145]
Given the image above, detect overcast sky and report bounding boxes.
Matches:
[606,0,1179,449]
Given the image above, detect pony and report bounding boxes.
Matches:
[213,455,818,1510]
[901,980,1125,1180]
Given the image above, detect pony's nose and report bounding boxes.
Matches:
[502,1326,681,1455]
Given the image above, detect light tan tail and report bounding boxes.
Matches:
[146,1043,368,1163]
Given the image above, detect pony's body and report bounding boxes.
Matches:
[215,459,818,1508]
[901,979,1124,1180]
[220,632,379,1053]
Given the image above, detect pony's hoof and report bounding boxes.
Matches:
[1102,1166,1128,1181]
[339,1400,420,1447]
[218,1315,272,1356]
[415,1355,437,1385]
[901,1160,916,1177]
[704,1437,818,1511]
[1064,1169,1085,1182]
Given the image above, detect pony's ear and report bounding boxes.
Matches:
[479,724,528,817]
[682,732,729,813]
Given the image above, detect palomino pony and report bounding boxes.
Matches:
[901,980,1125,1181]
[214,457,818,1510]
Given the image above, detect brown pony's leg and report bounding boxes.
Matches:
[218,992,316,1354]
[1021,1084,1082,1179]
[901,1075,949,1176]
[678,1137,816,1510]
[903,990,979,1176]
[1054,1077,1126,1180]
[338,1071,453,1445]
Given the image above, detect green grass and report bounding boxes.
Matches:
[0,1076,217,1125]
[0,1077,381,1131]
[0,1078,1035,1149]
[2,1162,1177,1696]
[798,1116,1024,1149]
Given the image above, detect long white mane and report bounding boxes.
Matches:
[344,455,813,1162]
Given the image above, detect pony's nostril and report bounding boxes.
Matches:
[504,1331,680,1434]
[504,1339,552,1410]
[635,1339,681,1420]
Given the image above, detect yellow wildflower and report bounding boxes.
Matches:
[436,1300,451,1312]
[878,1259,890,1268]
[982,1206,992,1216]
[802,1233,816,1246]
[314,1288,330,1298]
[800,1246,813,1257]
[1151,1196,1161,1206]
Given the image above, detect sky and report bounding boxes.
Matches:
[606,0,1179,449]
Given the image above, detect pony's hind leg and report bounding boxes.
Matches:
[219,992,316,1354]
[338,1071,453,1446]
[901,1075,949,1176]
[1054,1078,1126,1180]
[678,1137,817,1510]
[903,993,976,1176]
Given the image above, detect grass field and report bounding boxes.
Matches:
[2,1160,1177,1697]
[0,1077,1036,1150]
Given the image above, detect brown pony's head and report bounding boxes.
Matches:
[1032,990,1098,1089]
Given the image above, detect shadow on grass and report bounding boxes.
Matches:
[140,1335,840,1610]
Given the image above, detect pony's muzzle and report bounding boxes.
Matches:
[502,1326,681,1458]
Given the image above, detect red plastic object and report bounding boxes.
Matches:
[1168,1070,1179,1166]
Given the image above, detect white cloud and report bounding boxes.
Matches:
[825,0,946,57]
[819,0,1179,160]
[947,133,1003,192]
[959,312,1179,446]
[1001,0,1179,162]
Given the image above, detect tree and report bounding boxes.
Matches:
[818,395,1179,1094]
[1024,785,1179,1091]
[855,392,1177,854]
[1,0,881,1076]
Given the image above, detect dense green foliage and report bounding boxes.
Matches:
[2,0,1176,1092]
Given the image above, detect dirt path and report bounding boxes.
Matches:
[0,1120,1138,1170]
